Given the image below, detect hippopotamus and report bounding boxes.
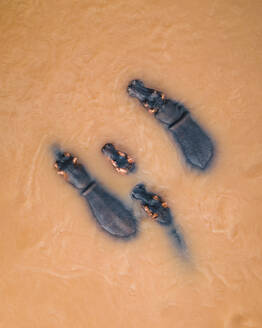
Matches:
[127,79,214,171]
[53,145,137,239]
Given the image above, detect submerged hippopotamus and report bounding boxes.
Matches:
[101,143,136,175]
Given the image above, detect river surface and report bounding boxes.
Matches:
[1,0,262,327]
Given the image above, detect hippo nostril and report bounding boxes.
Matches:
[131,191,138,200]
[128,80,136,88]
[127,84,134,94]
[128,79,143,92]
[135,183,146,191]
[101,143,114,153]
[51,144,63,160]
[131,184,146,200]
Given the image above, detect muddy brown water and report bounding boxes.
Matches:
[1,0,262,327]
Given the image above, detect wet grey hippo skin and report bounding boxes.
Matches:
[53,145,137,239]
[127,79,214,170]
[101,143,136,175]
